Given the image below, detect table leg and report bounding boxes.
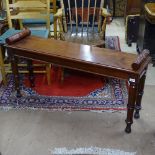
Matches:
[10,54,21,97]
[27,59,35,87]
[134,70,147,119]
[125,78,138,133]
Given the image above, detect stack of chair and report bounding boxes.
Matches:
[0,0,57,85]
[21,0,58,38]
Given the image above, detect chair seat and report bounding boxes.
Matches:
[0,28,49,45]
[63,26,104,46]
[22,13,54,25]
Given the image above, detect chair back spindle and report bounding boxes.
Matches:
[98,0,104,32]
[81,0,84,33]
[67,0,72,32]
[63,0,104,35]
[57,0,110,45]
[74,0,78,33]
[92,0,97,32]
[86,0,90,33]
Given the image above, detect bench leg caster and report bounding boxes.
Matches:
[136,44,140,54]
[134,71,147,119]
[134,110,140,119]
[127,39,132,47]
[125,122,132,133]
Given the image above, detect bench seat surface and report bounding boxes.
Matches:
[7,36,138,72]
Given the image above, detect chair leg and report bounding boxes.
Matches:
[61,68,64,84]
[54,17,57,39]
[46,63,51,85]
[0,46,7,85]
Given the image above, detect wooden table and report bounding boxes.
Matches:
[5,29,151,133]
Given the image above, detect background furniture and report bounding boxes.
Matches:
[105,0,126,17]
[125,0,155,47]
[125,0,141,18]
[137,2,155,66]
[0,0,2,10]
[0,0,52,85]
[125,14,140,46]
[104,0,115,17]
[114,0,126,17]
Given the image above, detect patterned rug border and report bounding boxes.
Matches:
[0,74,128,112]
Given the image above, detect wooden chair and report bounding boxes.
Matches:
[54,0,111,81]
[0,0,51,85]
[55,0,110,45]
[19,0,57,38]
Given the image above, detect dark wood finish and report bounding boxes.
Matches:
[5,29,31,45]
[132,49,150,70]
[137,1,155,66]
[125,78,138,133]
[5,31,151,133]
[126,15,140,46]
[134,68,147,119]
[10,51,21,98]
[125,0,141,16]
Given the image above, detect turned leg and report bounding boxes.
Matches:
[61,68,64,84]
[27,59,35,87]
[125,78,138,133]
[46,63,51,85]
[10,54,21,97]
[134,70,147,119]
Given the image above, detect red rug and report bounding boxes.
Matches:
[25,69,105,97]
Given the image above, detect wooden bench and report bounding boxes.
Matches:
[5,29,151,133]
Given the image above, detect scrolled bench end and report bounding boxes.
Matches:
[5,29,31,45]
[132,50,150,71]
